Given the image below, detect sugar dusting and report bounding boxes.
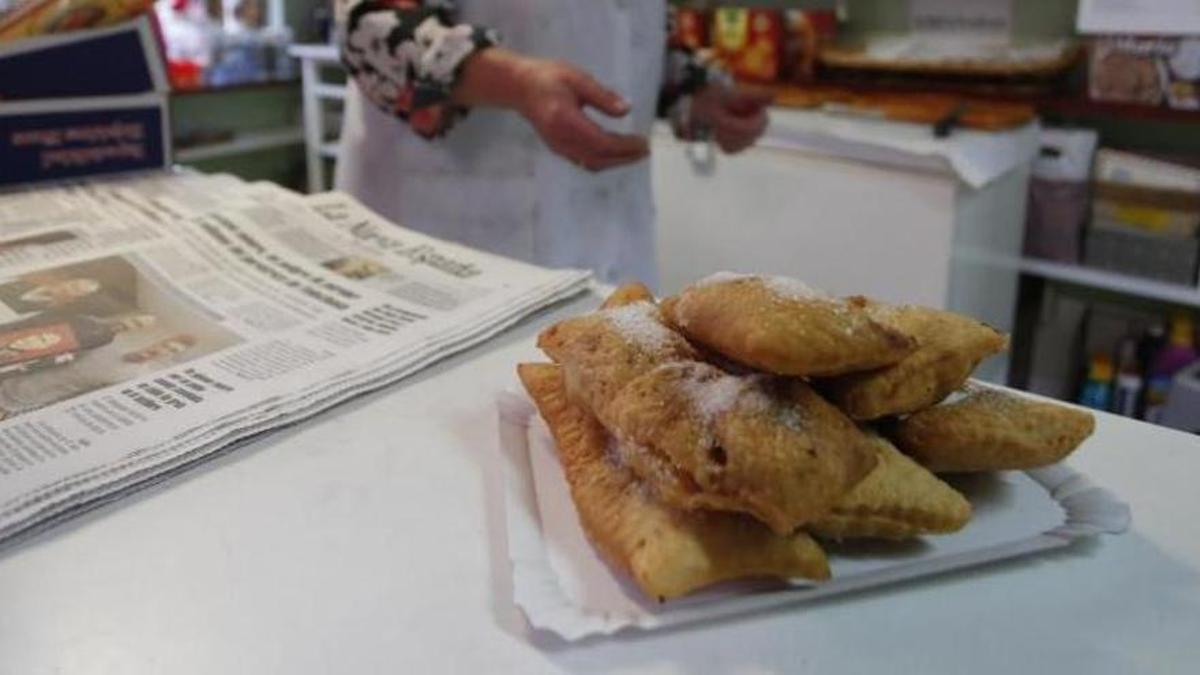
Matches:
[940,382,1004,408]
[692,271,754,288]
[668,363,769,424]
[602,302,676,353]
[762,275,831,302]
[691,271,833,303]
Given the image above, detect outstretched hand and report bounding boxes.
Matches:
[689,86,773,154]
[514,60,650,171]
[454,49,649,172]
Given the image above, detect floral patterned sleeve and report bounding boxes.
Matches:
[342,0,499,139]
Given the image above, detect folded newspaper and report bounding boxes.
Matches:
[0,171,591,545]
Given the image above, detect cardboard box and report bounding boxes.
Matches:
[0,15,167,100]
[1084,181,1200,285]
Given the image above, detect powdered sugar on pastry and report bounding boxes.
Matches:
[692,271,832,303]
[681,370,745,421]
[669,363,770,424]
[761,275,832,302]
[602,302,677,353]
[692,271,755,288]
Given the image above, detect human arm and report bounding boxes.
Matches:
[341,1,648,170]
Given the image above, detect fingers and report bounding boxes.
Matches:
[713,108,768,154]
[559,109,648,157]
[725,89,775,116]
[565,70,631,118]
[549,106,648,170]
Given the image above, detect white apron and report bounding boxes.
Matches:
[336,0,665,286]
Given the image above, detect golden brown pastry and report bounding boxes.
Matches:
[888,386,1096,473]
[821,303,1009,420]
[608,361,878,535]
[660,273,916,377]
[517,362,830,599]
[810,434,971,540]
[600,282,656,309]
[537,300,699,425]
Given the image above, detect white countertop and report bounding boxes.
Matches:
[2,291,1198,674]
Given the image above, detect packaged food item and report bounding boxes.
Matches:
[783,9,836,83]
[1111,336,1143,418]
[1078,353,1114,411]
[1022,128,1098,263]
[1144,313,1198,423]
[1085,150,1200,286]
[0,0,151,43]
[672,6,708,51]
[1089,35,1200,110]
[712,7,784,83]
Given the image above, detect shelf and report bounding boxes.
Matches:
[313,83,348,101]
[175,127,304,163]
[1037,97,1200,124]
[1019,257,1200,308]
[171,80,299,97]
[762,80,1200,125]
[288,43,340,62]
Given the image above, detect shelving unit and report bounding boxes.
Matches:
[175,126,305,163]
[290,43,344,193]
[1019,258,1200,309]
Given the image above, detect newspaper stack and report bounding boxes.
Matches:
[0,171,591,545]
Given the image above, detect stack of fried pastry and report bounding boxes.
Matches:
[518,274,1094,601]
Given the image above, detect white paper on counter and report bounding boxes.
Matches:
[496,390,1131,640]
[761,108,1040,190]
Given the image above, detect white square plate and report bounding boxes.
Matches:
[496,391,1131,640]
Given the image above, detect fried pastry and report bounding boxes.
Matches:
[517,363,831,599]
[537,300,699,425]
[600,282,656,309]
[608,361,878,534]
[660,273,916,377]
[821,303,1009,420]
[889,386,1096,473]
[810,434,971,540]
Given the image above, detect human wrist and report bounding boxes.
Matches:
[453,48,538,112]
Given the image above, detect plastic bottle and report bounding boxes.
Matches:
[1135,322,1166,417]
[1143,313,1198,423]
[1111,337,1143,417]
[1078,354,1114,411]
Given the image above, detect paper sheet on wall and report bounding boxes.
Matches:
[1078,0,1200,36]
[910,0,1012,38]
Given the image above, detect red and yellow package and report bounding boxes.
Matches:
[673,8,709,50]
[712,8,784,83]
[784,10,837,83]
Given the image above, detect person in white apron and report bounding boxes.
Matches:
[337,1,770,287]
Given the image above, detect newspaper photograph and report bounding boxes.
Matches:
[0,254,243,421]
